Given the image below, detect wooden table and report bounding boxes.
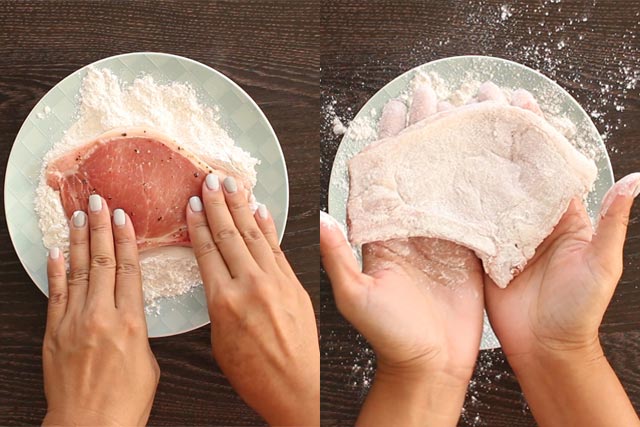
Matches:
[0,2,318,425]
[321,1,640,426]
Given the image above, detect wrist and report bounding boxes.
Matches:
[507,335,604,376]
[43,409,125,427]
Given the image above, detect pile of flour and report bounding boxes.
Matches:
[35,67,259,311]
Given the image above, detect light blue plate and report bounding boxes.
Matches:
[328,55,613,350]
[4,52,289,337]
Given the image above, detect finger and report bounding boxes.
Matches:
[211,175,277,272]
[112,209,144,314]
[408,83,438,124]
[186,196,232,300]
[477,81,508,104]
[511,89,544,117]
[67,210,89,312]
[378,99,407,139]
[437,101,454,112]
[199,175,259,277]
[46,247,67,333]
[254,204,296,277]
[320,211,365,292]
[86,195,117,307]
[589,173,640,274]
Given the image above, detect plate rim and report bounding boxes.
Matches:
[330,54,613,214]
[3,51,290,338]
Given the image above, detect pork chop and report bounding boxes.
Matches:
[347,102,597,287]
[45,127,252,251]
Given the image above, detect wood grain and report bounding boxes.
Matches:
[0,1,318,426]
[320,1,640,426]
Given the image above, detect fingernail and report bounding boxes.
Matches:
[223,176,237,193]
[319,211,348,239]
[113,209,126,227]
[258,204,268,219]
[89,194,102,212]
[72,211,86,227]
[205,174,220,191]
[189,196,203,212]
[49,247,60,260]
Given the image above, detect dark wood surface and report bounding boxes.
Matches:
[0,1,318,426]
[321,1,640,426]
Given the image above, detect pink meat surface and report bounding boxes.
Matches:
[46,127,250,251]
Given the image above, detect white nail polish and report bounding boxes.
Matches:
[258,204,268,219]
[72,211,86,227]
[205,174,220,191]
[189,196,203,212]
[89,194,102,212]
[49,247,60,260]
[223,176,237,193]
[634,181,640,198]
[113,209,126,227]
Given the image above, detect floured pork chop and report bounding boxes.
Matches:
[46,127,252,251]
[348,102,597,288]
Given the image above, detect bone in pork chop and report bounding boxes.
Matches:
[46,127,251,251]
[347,102,598,288]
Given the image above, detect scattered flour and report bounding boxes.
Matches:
[321,2,638,422]
[35,67,258,312]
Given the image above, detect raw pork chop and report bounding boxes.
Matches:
[348,102,598,287]
[46,127,252,251]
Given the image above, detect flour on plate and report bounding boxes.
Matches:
[34,67,259,312]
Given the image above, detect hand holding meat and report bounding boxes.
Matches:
[43,195,159,427]
[186,174,320,426]
[485,174,640,360]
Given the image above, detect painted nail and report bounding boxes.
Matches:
[258,204,268,219]
[89,194,102,212]
[205,174,220,191]
[113,209,126,227]
[72,211,86,227]
[600,172,640,218]
[223,176,237,193]
[189,196,203,212]
[49,247,60,260]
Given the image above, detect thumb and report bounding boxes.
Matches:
[320,211,364,295]
[589,173,640,275]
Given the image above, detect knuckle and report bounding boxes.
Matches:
[68,268,90,286]
[211,290,240,314]
[114,233,135,246]
[204,198,227,208]
[240,228,263,243]
[116,261,140,277]
[91,254,116,270]
[194,240,220,260]
[270,244,284,257]
[85,312,109,334]
[214,227,239,243]
[122,313,144,335]
[48,291,68,306]
[90,222,112,234]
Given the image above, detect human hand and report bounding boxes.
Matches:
[484,174,640,427]
[43,195,159,427]
[485,173,640,360]
[320,83,485,426]
[186,174,319,426]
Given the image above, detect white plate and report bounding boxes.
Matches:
[4,52,289,337]
[328,55,613,350]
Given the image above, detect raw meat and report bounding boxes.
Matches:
[347,102,597,287]
[46,127,252,251]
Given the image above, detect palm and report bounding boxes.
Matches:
[485,200,612,355]
[358,237,484,377]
